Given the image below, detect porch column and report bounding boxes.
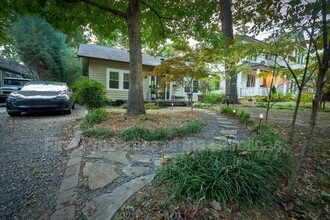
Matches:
[255,69,261,96]
[283,76,287,94]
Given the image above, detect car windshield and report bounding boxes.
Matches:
[3,79,30,86]
[21,84,66,92]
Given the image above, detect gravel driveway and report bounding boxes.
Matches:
[0,106,85,219]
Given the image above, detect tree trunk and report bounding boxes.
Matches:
[285,70,325,197]
[285,0,329,197]
[289,87,303,144]
[265,76,274,123]
[127,0,145,116]
[220,0,240,104]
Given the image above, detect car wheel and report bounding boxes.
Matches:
[7,112,20,116]
[64,106,72,115]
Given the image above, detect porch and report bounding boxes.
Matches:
[240,87,270,97]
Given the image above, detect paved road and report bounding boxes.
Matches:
[0,106,85,219]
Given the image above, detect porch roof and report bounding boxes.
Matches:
[241,60,269,69]
[77,44,164,67]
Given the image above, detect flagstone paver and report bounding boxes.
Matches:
[83,162,119,190]
[82,174,155,220]
[130,154,152,163]
[220,129,238,135]
[213,136,228,141]
[219,124,238,129]
[85,150,129,164]
[121,166,150,176]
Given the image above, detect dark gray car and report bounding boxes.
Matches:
[6,81,74,116]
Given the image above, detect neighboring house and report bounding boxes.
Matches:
[77,44,164,103]
[0,56,27,80]
[217,36,293,99]
[0,56,33,102]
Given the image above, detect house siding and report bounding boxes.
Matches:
[88,58,152,101]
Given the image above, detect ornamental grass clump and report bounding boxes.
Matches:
[120,120,203,141]
[83,108,107,127]
[157,126,291,207]
[82,128,114,138]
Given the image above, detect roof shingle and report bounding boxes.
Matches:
[77,44,163,67]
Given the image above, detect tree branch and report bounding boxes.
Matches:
[141,0,174,37]
[68,0,128,20]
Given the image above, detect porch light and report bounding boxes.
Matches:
[226,135,236,145]
[259,114,263,123]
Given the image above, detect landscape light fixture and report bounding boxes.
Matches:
[171,103,174,109]
[226,135,236,146]
[259,114,263,123]
[233,110,236,115]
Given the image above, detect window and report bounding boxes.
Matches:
[184,81,199,93]
[123,73,129,90]
[106,69,130,90]
[247,74,255,87]
[109,72,119,89]
[193,80,199,93]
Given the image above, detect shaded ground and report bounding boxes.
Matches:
[0,106,85,219]
[113,105,330,219]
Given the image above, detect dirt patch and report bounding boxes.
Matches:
[95,109,206,133]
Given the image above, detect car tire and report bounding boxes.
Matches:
[7,112,20,116]
[64,106,72,115]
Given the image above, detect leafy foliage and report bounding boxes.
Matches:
[121,120,203,141]
[157,127,291,206]
[203,93,225,104]
[221,106,255,126]
[144,102,160,110]
[193,102,212,109]
[82,128,114,138]
[10,16,69,81]
[82,108,107,127]
[73,79,108,110]
[137,114,159,122]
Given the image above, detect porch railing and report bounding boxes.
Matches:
[240,87,270,97]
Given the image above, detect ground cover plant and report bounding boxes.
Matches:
[157,125,291,207]
[81,109,206,142]
[114,103,329,219]
[82,108,108,127]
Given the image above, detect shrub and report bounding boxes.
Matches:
[271,92,292,102]
[204,93,225,104]
[256,102,267,108]
[237,110,255,126]
[137,114,159,122]
[144,102,160,110]
[157,130,291,207]
[121,103,128,109]
[121,126,150,141]
[120,120,203,141]
[83,108,107,127]
[82,128,114,138]
[220,106,236,115]
[253,95,267,102]
[73,78,109,110]
[300,93,314,103]
[193,102,212,109]
[150,127,173,141]
[253,123,286,147]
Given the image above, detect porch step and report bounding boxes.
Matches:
[155,100,191,107]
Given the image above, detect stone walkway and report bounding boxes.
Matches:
[51,109,241,220]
